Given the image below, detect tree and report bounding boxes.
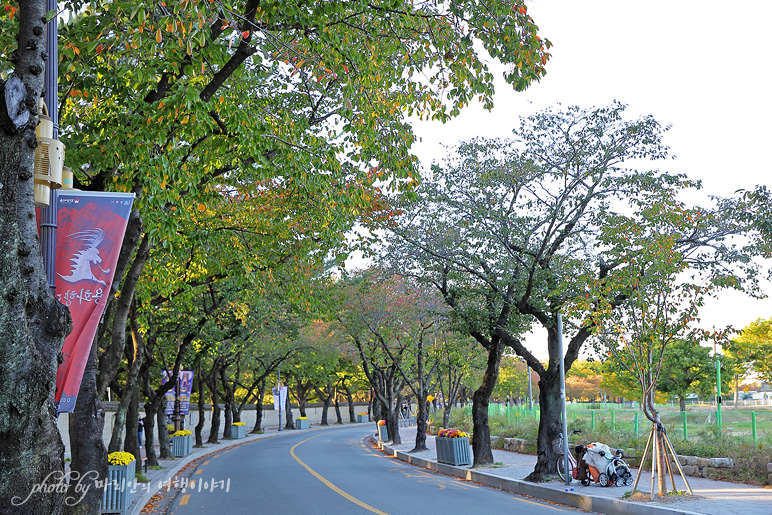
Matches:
[725,318,772,386]
[564,361,602,402]
[381,103,766,478]
[337,271,444,448]
[0,2,71,512]
[46,1,552,503]
[434,331,484,428]
[658,340,722,411]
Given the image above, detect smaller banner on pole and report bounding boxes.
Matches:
[272,386,287,411]
[54,191,134,414]
[163,370,194,415]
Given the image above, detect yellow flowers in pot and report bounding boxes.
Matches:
[108,451,135,466]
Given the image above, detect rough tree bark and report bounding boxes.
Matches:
[252,380,265,433]
[471,340,505,467]
[315,383,334,426]
[342,382,356,423]
[283,385,295,430]
[194,363,206,447]
[63,339,106,515]
[0,2,71,512]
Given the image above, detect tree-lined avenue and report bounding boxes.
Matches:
[167,426,592,514]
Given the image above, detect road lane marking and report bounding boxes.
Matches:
[194,469,202,475]
[179,494,190,505]
[291,435,390,515]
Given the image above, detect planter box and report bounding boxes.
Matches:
[378,424,389,442]
[172,433,192,457]
[436,436,471,466]
[296,418,310,429]
[231,424,246,439]
[100,460,135,514]
[356,414,370,423]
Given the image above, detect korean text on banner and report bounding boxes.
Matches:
[54,191,134,414]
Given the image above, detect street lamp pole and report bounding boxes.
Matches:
[557,313,570,486]
[527,364,533,411]
[40,0,59,292]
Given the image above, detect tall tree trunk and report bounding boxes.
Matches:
[143,401,158,467]
[343,383,356,423]
[252,380,265,433]
[0,3,71,510]
[525,371,561,481]
[334,387,343,424]
[124,384,141,461]
[207,380,221,444]
[679,396,686,412]
[108,329,144,453]
[471,341,504,467]
[64,341,106,515]
[108,396,129,454]
[157,403,172,459]
[315,384,334,426]
[294,379,310,417]
[284,386,295,430]
[220,366,233,439]
[195,364,205,447]
[412,390,429,452]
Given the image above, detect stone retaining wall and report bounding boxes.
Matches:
[492,436,533,453]
[669,455,733,479]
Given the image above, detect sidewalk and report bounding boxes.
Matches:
[380,426,772,515]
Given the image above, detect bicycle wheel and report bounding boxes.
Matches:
[555,455,573,481]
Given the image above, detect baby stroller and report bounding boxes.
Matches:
[577,442,634,487]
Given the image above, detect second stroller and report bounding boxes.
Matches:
[577,442,634,487]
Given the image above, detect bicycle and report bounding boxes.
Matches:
[553,430,584,483]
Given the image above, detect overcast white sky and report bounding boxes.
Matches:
[409,0,772,359]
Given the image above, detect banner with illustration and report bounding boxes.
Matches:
[53,190,134,413]
[163,370,194,416]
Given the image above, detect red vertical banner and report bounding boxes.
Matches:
[54,191,134,414]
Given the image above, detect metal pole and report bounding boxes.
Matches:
[40,0,60,293]
[752,412,757,442]
[716,358,722,429]
[634,411,639,436]
[682,411,688,441]
[278,366,282,431]
[557,313,570,486]
[527,365,533,411]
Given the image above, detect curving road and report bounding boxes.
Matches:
[167,425,595,515]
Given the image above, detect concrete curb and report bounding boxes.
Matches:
[376,440,705,515]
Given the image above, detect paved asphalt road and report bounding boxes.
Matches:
[166,425,597,515]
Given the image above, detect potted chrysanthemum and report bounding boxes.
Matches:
[295,416,310,429]
[101,451,135,514]
[231,422,246,439]
[356,412,370,423]
[171,429,193,457]
[377,419,389,442]
[435,429,471,466]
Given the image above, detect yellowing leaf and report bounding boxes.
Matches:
[156,29,162,43]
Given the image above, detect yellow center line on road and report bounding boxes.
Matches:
[290,434,390,515]
[194,469,202,475]
[179,494,190,505]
